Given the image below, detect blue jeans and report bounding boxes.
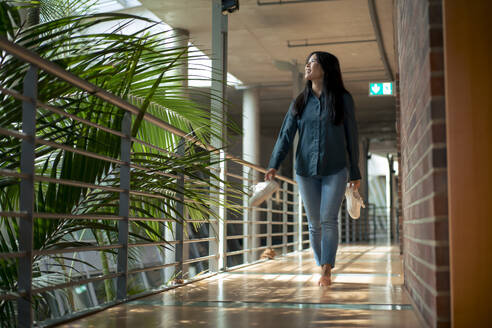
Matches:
[296,168,348,268]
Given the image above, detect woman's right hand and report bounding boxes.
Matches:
[265,168,277,181]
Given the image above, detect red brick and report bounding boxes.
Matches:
[431,122,446,143]
[431,75,445,96]
[428,3,443,25]
[430,97,446,119]
[432,148,447,168]
[430,27,444,47]
[430,49,444,72]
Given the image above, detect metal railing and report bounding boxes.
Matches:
[0,36,307,327]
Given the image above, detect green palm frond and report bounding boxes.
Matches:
[1,2,243,324]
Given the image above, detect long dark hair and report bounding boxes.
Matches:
[293,51,348,125]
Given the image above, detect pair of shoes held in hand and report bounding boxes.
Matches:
[345,184,365,219]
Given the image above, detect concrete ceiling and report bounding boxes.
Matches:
[139,0,399,154]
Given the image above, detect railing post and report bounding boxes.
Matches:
[218,149,227,270]
[243,167,250,264]
[116,112,131,301]
[210,0,228,272]
[18,64,37,328]
[297,187,303,251]
[266,198,272,248]
[293,184,299,251]
[345,203,350,243]
[175,138,185,280]
[282,182,288,255]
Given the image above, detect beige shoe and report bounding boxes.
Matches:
[249,180,280,207]
[345,184,365,219]
[260,247,276,260]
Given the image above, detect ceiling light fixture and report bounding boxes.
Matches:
[222,0,240,13]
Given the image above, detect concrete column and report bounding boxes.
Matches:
[242,87,260,263]
[443,1,492,326]
[242,88,261,166]
[164,28,189,282]
[210,0,228,272]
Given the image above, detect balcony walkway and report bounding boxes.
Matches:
[61,244,422,328]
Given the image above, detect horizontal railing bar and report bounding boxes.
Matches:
[225,220,244,224]
[0,291,27,301]
[250,245,271,252]
[0,87,123,141]
[286,242,296,246]
[36,138,125,166]
[0,127,29,141]
[234,221,269,224]
[270,232,286,237]
[127,262,178,275]
[34,175,124,193]
[34,213,124,220]
[285,232,295,236]
[285,201,296,205]
[302,240,310,243]
[183,237,216,244]
[226,220,285,225]
[183,254,216,265]
[129,163,179,179]
[225,249,247,256]
[32,272,122,294]
[226,235,247,240]
[283,211,297,215]
[33,244,123,256]
[230,205,289,214]
[0,168,29,179]
[0,211,28,218]
[225,172,253,182]
[128,217,174,222]
[128,241,178,248]
[0,252,27,259]
[186,219,216,223]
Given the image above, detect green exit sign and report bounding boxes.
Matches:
[369,82,394,96]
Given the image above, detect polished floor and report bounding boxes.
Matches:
[60,244,422,328]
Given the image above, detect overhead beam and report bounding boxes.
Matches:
[287,38,376,48]
[367,0,394,81]
[258,0,338,5]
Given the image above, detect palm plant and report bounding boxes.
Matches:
[0,1,241,325]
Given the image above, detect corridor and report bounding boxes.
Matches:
[61,245,422,328]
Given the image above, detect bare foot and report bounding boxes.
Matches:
[318,264,332,287]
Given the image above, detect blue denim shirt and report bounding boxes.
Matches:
[268,91,361,181]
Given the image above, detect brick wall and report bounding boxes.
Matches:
[396,1,450,327]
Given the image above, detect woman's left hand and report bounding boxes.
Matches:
[349,179,361,190]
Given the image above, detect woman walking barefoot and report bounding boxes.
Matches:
[265,51,361,287]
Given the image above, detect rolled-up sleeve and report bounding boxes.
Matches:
[343,93,361,181]
[268,102,298,170]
